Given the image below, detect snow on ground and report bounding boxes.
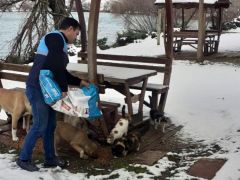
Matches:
[1,30,240,179]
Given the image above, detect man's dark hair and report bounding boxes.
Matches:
[59,17,81,30]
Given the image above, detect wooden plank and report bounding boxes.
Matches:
[0,124,11,134]
[78,61,166,73]
[68,70,104,83]
[78,52,170,65]
[67,63,157,84]
[130,83,169,92]
[0,120,10,126]
[101,101,120,107]
[138,78,148,113]
[139,124,183,153]
[157,9,162,45]
[133,123,183,165]
[0,62,30,72]
[0,72,28,82]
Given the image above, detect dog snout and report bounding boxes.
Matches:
[107,137,113,144]
[107,134,115,144]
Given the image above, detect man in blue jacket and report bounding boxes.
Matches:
[17,17,88,172]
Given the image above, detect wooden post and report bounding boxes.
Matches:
[75,0,87,62]
[162,10,166,54]
[157,9,162,45]
[158,0,173,113]
[165,0,173,61]
[0,64,2,88]
[217,7,223,41]
[197,0,206,62]
[87,0,101,83]
[0,78,2,88]
[182,8,184,29]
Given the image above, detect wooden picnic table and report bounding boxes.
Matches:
[67,63,157,123]
[173,31,219,54]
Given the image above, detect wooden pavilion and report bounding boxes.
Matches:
[0,0,183,166]
[0,0,174,130]
[155,0,230,60]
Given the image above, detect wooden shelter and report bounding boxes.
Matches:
[0,0,174,129]
[155,0,230,60]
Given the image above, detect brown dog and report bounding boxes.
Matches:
[55,121,99,159]
[0,88,31,141]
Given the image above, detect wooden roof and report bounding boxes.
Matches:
[155,0,230,9]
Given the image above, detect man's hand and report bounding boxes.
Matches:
[80,80,90,88]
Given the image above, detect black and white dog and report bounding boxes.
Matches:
[150,109,167,132]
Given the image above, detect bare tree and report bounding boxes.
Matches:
[1,0,74,63]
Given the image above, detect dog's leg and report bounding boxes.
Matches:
[11,113,21,141]
[11,129,18,141]
[70,142,88,159]
[122,150,128,156]
[136,143,140,151]
[24,115,31,133]
[160,121,166,133]
[22,117,26,130]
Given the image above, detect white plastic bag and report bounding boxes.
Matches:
[51,87,102,119]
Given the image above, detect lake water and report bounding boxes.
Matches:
[0,12,125,58]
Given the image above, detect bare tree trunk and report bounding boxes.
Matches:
[49,0,68,28]
[75,0,87,57]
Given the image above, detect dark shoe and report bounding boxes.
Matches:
[16,159,39,172]
[44,157,67,168]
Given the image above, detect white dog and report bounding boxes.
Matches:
[107,118,129,144]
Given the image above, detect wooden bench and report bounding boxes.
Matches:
[0,62,30,88]
[78,53,172,114]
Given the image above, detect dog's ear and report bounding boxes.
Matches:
[121,105,126,118]
[125,114,131,121]
[121,105,131,121]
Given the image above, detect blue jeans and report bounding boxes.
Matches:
[19,85,56,161]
